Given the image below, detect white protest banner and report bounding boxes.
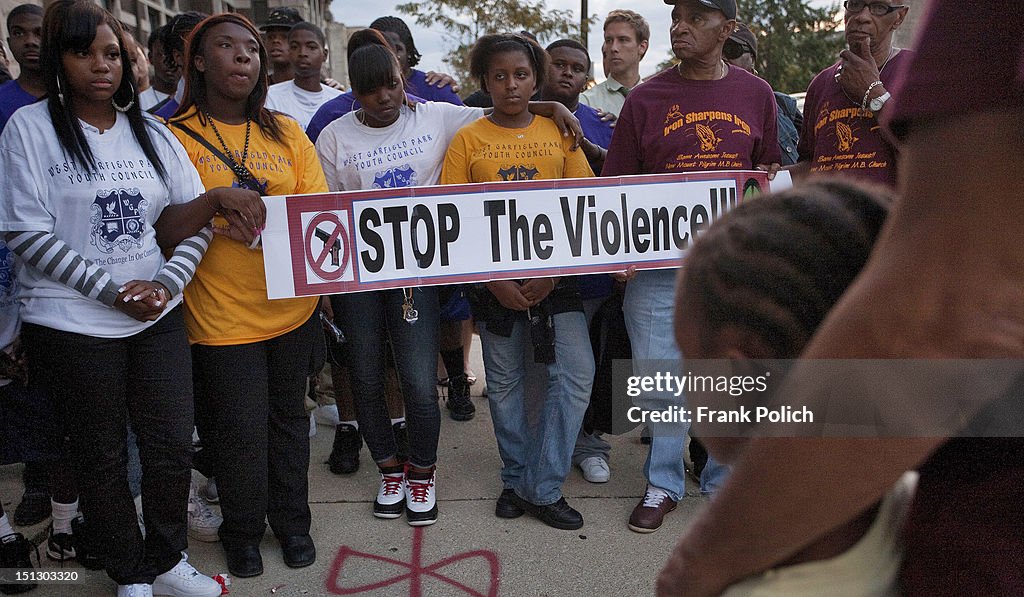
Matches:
[262,170,791,299]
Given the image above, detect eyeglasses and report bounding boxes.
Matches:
[723,41,754,60]
[843,0,906,16]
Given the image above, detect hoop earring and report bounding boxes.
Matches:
[112,80,135,113]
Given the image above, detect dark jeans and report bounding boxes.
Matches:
[333,287,440,468]
[191,312,318,548]
[21,307,192,585]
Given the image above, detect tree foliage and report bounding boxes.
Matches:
[738,0,844,93]
[396,0,593,91]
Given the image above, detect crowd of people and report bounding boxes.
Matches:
[0,0,1020,595]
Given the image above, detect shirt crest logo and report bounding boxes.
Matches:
[496,165,539,181]
[90,188,149,254]
[373,165,417,189]
[0,243,16,300]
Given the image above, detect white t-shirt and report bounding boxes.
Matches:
[265,80,343,131]
[0,102,205,338]
[138,87,169,112]
[315,101,485,192]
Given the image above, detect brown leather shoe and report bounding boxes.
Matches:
[628,486,677,533]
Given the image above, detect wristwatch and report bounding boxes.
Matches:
[869,91,891,112]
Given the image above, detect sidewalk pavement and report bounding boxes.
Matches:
[1,342,708,596]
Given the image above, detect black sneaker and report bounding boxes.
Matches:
[393,421,409,463]
[0,532,38,594]
[522,497,583,530]
[13,490,50,527]
[45,524,76,564]
[70,516,104,571]
[327,424,362,475]
[494,488,524,519]
[445,375,476,421]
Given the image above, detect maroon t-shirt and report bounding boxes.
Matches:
[884,2,1024,594]
[886,0,1024,138]
[797,50,911,188]
[602,65,780,176]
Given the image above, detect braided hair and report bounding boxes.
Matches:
[681,179,891,358]
[369,15,420,68]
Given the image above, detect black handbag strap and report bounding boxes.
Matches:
[169,121,262,190]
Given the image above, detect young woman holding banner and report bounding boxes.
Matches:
[163,12,328,578]
[439,33,595,531]
[314,42,582,527]
[0,2,261,593]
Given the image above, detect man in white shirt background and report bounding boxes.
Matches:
[265,22,342,131]
[580,9,650,118]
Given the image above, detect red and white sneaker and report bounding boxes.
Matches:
[404,466,438,527]
[373,465,406,519]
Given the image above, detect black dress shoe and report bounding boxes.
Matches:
[494,488,524,519]
[279,534,316,568]
[523,497,583,530]
[224,544,263,578]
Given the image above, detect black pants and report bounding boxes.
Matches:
[21,307,192,585]
[191,313,318,548]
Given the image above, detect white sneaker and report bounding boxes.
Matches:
[308,412,317,437]
[314,404,341,427]
[201,478,219,504]
[579,457,610,483]
[188,481,222,543]
[152,553,221,597]
[404,467,438,527]
[118,584,154,597]
[373,468,405,519]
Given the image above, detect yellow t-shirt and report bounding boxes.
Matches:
[169,108,326,346]
[439,115,593,184]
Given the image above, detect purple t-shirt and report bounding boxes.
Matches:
[602,65,780,176]
[798,50,911,188]
[406,69,463,106]
[882,2,1024,594]
[0,81,39,135]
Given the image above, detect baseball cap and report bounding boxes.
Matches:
[727,22,758,57]
[663,0,737,20]
[259,7,302,32]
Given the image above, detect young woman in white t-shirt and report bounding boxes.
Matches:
[0,2,261,595]
[314,43,581,527]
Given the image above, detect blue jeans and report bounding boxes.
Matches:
[335,287,440,468]
[479,310,594,506]
[623,269,728,500]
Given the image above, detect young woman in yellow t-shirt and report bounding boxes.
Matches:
[163,13,327,578]
[439,33,595,531]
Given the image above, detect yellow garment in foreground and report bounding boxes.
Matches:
[439,115,593,185]
[170,109,325,345]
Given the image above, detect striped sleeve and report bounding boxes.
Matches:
[153,225,213,298]
[4,231,121,306]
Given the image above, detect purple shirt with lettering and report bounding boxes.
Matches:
[798,49,911,188]
[602,65,780,176]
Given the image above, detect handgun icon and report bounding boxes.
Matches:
[314,226,343,267]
